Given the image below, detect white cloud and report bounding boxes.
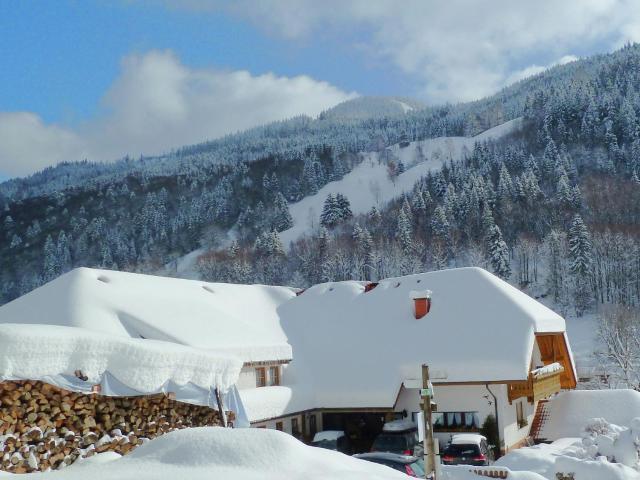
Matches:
[194,0,640,102]
[0,113,88,176]
[0,50,355,177]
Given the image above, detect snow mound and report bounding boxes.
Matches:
[280,117,523,248]
[497,416,640,480]
[0,323,242,393]
[22,427,408,479]
[538,390,640,441]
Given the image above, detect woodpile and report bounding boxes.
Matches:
[0,380,232,473]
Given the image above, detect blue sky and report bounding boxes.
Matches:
[1,0,640,178]
[0,0,406,126]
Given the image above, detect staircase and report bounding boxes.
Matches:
[529,399,550,442]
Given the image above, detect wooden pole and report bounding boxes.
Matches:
[422,364,436,479]
[214,388,228,428]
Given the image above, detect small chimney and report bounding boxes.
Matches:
[410,290,432,319]
[364,282,379,293]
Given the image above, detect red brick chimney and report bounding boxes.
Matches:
[410,290,432,319]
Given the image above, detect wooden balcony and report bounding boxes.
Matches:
[508,363,564,404]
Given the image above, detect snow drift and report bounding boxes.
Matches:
[538,390,640,441]
[10,427,408,479]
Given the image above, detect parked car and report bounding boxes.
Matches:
[441,433,493,466]
[311,430,352,454]
[354,452,425,477]
[370,419,422,456]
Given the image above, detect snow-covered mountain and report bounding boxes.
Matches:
[280,117,523,247]
[319,96,425,120]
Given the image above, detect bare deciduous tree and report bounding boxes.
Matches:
[595,306,640,389]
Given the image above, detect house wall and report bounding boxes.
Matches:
[236,364,284,390]
[252,412,317,439]
[394,384,534,453]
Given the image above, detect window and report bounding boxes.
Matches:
[268,366,280,386]
[516,401,527,428]
[309,414,317,436]
[275,421,283,431]
[432,411,479,431]
[291,417,299,435]
[256,367,266,387]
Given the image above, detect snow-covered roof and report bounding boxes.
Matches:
[0,267,295,364]
[537,390,640,441]
[273,267,568,414]
[1,266,572,421]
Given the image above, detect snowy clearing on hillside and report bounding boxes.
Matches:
[280,117,523,248]
[5,427,407,480]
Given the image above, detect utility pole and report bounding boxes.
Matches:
[421,364,436,479]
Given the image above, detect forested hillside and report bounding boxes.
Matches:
[3,44,640,325]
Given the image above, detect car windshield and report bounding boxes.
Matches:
[311,439,337,449]
[445,444,481,456]
[372,434,409,452]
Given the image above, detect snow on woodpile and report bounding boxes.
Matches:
[277,267,567,411]
[11,427,408,480]
[0,324,241,393]
[538,390,640,441]
[0,267,295,364]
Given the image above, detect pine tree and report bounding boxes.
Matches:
[568,214,592,314]
[431,206,450,240]
[396,209,414,254]
[335,193,353,221]
[320,194,340,228]
[273,192,293,231]
[9,234,22,249]
[568,214,592,276]
[43,234,58,281]
[486,225,511,279]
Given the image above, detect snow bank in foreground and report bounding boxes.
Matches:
[0,324,242,393]
[496,417,640,480]
[12,427,407,479]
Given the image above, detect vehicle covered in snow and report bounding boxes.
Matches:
[441,433,493,466]
[311,430,352,454]
[371,419,422,457]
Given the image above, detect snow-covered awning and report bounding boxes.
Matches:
[0,323,242,396]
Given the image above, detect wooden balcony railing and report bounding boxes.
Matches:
[508,363,564,404]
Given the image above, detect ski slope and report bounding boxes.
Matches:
[280,117,523,248]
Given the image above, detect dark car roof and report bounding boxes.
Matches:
[353,452,419,464]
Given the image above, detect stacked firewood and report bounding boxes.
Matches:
[0,380,229,473]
